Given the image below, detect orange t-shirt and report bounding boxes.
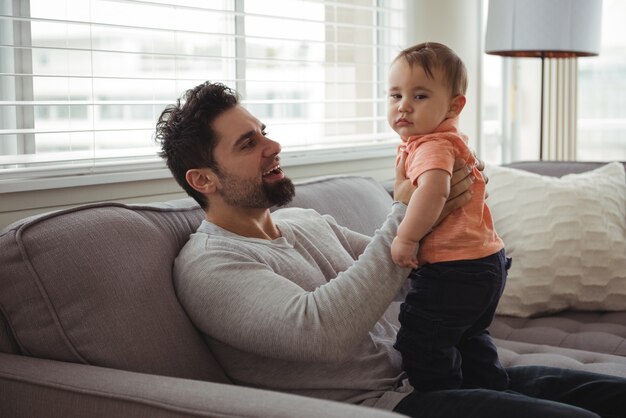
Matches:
[396,118,503,265]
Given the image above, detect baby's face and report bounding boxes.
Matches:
[387,59,455,138]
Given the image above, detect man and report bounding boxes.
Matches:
[155,81,625,418]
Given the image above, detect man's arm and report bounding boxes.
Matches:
[175,155,484,363]
[174,207,410,364]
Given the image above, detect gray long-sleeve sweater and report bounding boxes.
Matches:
[173,204,414,410]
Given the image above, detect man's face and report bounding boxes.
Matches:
[210,105,295,208]
[387,59,454,138]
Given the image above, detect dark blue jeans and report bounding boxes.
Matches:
[394,249,510,391]
[393,365,626,418]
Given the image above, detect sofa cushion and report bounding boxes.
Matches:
[496,339,626,378]
[491,311,626,356]
[0,313,19,354]
[384,302,626,377]
[0,200,229,383]
[0,176,392,384]
[485,162,626,317]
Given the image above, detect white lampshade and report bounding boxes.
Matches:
[485,0,602,58]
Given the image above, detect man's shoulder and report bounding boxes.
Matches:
[179,221,248,256]
[174,223,258,276]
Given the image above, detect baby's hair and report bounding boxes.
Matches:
[394,42,467,97]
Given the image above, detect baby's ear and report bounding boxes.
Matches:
[448,95,466,118]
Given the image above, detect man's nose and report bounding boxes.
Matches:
[262,136,281,158]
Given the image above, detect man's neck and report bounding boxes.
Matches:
[205,204,281,240]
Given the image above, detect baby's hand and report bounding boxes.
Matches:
[391,237,419,269]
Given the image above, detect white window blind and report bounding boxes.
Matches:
[0,0,406,189]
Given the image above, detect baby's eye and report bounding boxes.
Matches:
[390,94,401,100]
[415,94,428,100]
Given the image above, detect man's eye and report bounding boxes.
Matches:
[243,139,256,149]
[261,130,268,136]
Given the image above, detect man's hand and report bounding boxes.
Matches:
[393,153,416,205]
[433,156,486,226]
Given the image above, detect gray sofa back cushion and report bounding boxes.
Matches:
[280,176,393,236]
[0,175,393,383]
[0,200,229,383]
[0,313,19,354]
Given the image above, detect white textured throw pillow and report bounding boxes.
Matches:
[485,162,626,318]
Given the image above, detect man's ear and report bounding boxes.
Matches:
[447,95,466,118]
[185,168,218,195]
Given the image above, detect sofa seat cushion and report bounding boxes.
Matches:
[385,303,626,377]
[0,200,228,383]
[491,312,626,356]
[496,339,626,378]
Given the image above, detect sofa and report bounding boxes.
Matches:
[1,161,625,417]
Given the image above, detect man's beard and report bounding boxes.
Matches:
[217,170,295,209]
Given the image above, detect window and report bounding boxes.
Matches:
[577,0,626,161]
[0,0,406,190]
[480,0,626,164]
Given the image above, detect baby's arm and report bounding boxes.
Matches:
[391,168,450,268]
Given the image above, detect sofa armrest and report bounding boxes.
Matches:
[0,353,402,418]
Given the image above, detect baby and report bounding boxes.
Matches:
[388,42,510,391]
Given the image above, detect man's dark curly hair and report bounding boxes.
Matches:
[155,82,239,209]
